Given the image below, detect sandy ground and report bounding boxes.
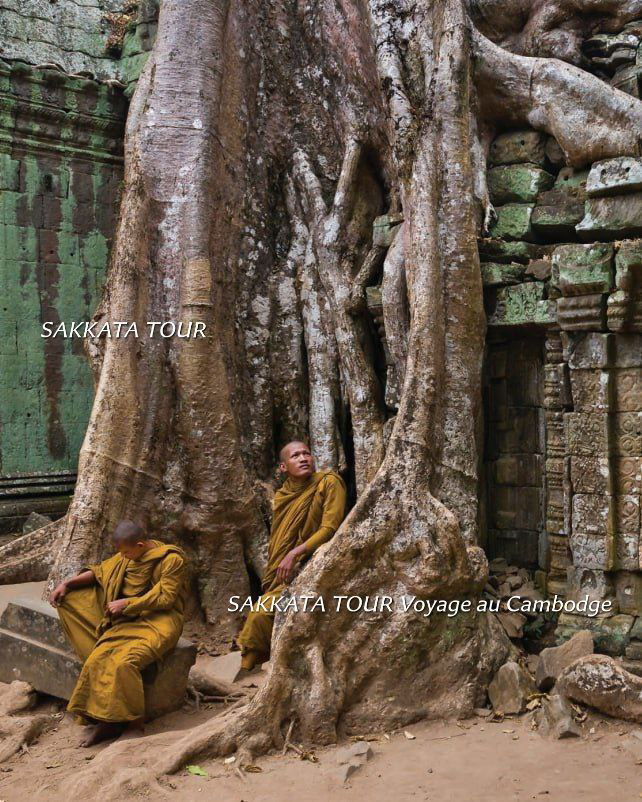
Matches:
[1,699,641,802]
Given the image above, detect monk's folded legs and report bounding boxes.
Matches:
[68,634,158,724]
[237,602,275,669]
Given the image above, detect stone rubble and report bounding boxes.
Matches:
[536,631,594,691]
[488,661,537,715]
[556,654,642,723]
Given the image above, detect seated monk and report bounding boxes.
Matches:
[237,440,346,671]
[48,520,188,746]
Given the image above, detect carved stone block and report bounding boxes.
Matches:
[572,493,610,536]
[570,456,610,494]
[489,203,535,242]
[481,262,524,287]
[554,243,614,296]
[614,457,642,494]
[544,364,572,409]
[549,533,572,578]
[607,291,642,332]
[546,411,566,457]
[609,273,642,334]
[546,485,566,534]
[557,294,607,330]
[479,238,552,265]
[570,530,611,570]
[614,494,641,533]
[489,282,555,327]
[488,164,554,205]
[613,412,642,455]
[565,332,612,370]
[565,412,610,456]
[532,188,586,240]
[613,368,642,411]
[566,566,615,604]
[545,457,567,534]
[614,571,642,614]
[615,532,640,572]
[569,369,609,411]
[545,331,564,364]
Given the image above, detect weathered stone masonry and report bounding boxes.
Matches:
[0,1,156,532]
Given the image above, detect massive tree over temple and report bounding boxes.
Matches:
[2,0,642,793]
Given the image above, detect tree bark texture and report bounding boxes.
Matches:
[3,0,642,789]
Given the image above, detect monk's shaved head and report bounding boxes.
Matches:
[278,441,315,480]
[112,520,145,545]
[279,441,309,462]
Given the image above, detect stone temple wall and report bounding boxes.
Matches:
[479,126,642,659]
[0,2,157,532]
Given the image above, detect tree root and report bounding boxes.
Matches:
[0,714,52,763]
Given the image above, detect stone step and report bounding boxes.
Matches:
[0,597,70,651]
[0,626,81,699]
[0,594,196,719]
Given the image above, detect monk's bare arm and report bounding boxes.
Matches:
[121,554,185,616]
[49,570,95,607]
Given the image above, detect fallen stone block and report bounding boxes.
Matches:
[336,740,373,783]
[190,656,239,697]
[198,651,242,685]
[488,660,536,714]
[0,596,196,719]
[536,631,594,691]
[534,694,582,739]
[556,653,642,723]
[337,740,373,764]
[22,512,51,535]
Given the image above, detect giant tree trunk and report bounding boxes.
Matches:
[4,0,642,791]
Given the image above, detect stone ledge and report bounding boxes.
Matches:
[0,595,196,719]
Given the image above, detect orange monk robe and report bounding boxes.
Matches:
[57,540,187,723]
[237,470,346,664]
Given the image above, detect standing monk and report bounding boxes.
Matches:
[49,520,188,746]
[237,441,346,670]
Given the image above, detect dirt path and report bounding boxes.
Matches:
[1,702,641,801]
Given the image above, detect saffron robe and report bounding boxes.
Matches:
[57,540,187,723]
[237,470,346,661]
